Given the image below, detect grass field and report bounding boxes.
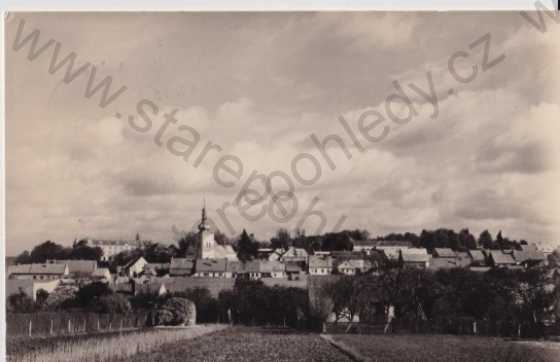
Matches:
[112,327,355,362]
[330,334,560,362]
[7,325,227,362]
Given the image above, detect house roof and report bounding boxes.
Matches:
[512,250,546,262]
[145,263,170,270]
[337,259,365,269]
[434,248,456,258]
[490,251,516,265]
[429,257,458,270]
[243,260,284,273]
[195,258,227,273]
[225,261,243,273]
[519,243,538,252]
[401,252,430,263]
[170,258,194,269]
[468,249,486,262]
[9,263,68,275]
[88,239,141,247]
[309,255,333,268]
[123,256,147,269]
[470,266,492,273]
[48,260,97,275]
[281,247,308,258]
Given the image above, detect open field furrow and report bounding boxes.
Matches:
[112,327,355,362]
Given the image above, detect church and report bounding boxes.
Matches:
[197,204,238,261]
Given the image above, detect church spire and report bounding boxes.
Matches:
[198,199,209,232]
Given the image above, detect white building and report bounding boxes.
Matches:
[86,239,142,260]
[197,205,238,261]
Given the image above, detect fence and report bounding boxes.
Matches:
[7,312,150,338]
[324,318,559,338]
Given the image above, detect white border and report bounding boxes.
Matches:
[1,0,557,360]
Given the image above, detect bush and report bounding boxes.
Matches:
[152,297,196,326]
[98,294,132,314]
[8,291,36,313]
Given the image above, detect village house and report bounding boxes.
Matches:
[468,249,487,266]
[512,250,547,268]
[268,249,285,262]
[8,263,69,280]
[432,248,456,258]
[193,258,228,278]
[285,262,304,280]
[400,251,430,269]
[169,257,195,276]
[279,247,308,263]
[337,259,370,275]
[308,255,334,275]
[121,256,148,277]
[47,259,97,279]
[351,240,378,255]
[91,267,113,283]
[257,248,274,259]
[488,251,518,268]
[429,249,473,270]
[226,260,243,278]
[6,278,61,301]
[243,260,285,280]
[144,262,171,276]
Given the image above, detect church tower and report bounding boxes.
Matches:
[197,201,216,259]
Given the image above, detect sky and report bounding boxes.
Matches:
[5,12,560,255]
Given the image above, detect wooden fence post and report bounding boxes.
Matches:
[97,318,100,332]
[68,319,71,334]
[50,319,54,336]
[28,319,32,337]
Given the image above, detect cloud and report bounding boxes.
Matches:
[5,12,560,255]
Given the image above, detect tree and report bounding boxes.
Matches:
[75,282,113,309]
[458,229,477,250]
[69,240,103,260]
[98,294,132,314]
[35,289,50,309]
[236,229,258,262]
[271,228,291,250]
[214,230,230,245]
[152,297,196,326]
[175,288,218,323]
[479,230,493,249]
[30,240,68,262]
[14,250,32,264]
[177,231,199,257]
[8,290,35,312]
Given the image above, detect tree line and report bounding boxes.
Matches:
[13,227,545,268]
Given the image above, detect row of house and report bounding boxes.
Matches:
[7,259,113,282]
[122,257,306,281]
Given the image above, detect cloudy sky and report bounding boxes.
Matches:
[6,12,560,255]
